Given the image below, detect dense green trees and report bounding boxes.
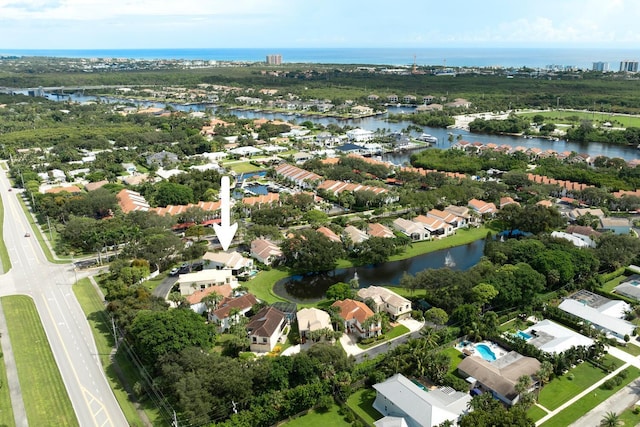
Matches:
[282,229,345,272]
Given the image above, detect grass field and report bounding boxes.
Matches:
[619,405,640,427]
[346,388,380,426]
[537,354,620,411]
[527,405,549,422]
[224,161,264,174]
[517,110,640,128]
[72,278,166,427]
[283,403,350,427]
[1,295,78,427]
[0,195,10,273]
[0,329,15,427]
[356,325,410,350]
[540,366,640,426]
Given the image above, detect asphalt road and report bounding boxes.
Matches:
[0,165,128,426]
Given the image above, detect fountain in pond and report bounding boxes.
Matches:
[445,251,456,268]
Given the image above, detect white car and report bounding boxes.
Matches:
[169,267,179,276]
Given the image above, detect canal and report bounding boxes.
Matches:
[273,238,486,303]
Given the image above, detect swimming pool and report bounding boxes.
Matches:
[475,344,497,362]
[517,331,533,340]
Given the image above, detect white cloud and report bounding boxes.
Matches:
[0,0,284,20]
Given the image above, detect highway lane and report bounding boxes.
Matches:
[0,164,128,427]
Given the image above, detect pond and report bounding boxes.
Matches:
[273,238,486,303]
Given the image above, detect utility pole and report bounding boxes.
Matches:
[172,410,179,427]
[111,316,118,350]
[47,216,53,242]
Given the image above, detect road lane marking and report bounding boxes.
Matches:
[42,295,116,427]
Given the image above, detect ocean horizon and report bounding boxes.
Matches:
[2,47,640,69]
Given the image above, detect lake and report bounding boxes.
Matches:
[273,238,486,303]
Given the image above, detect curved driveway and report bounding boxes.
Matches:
[0,163,127,427]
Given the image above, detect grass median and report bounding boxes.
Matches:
[0,195,10,273]
[1,295,78,427]
[0,334,14,427]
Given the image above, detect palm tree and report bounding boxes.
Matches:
[168,291,186,308]
[536,360,554,388]
[600,411,623,427]
[419,326,439,350]
[202,291,222,313]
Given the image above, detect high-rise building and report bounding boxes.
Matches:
[619,60,639,72]
[592,62,609,72]
[266,54,282,65]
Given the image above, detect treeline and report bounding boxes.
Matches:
[565,122,640,145]
[410,148,529,174]
[468,115,530,134]
[387,111,455,128]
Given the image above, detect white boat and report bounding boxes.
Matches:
[417,133,438,143]
[445,251,456,267]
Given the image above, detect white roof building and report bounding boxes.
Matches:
[346,128,375,142]
[523,319,593,354]
[373,373,471,427]
[550,231,591,248]
[558,299,635,341]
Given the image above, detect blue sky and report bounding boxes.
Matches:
[1,0,639,49]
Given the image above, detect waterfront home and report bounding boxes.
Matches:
[246,306,287,353]
[250,238,283,266]
[316,226,342,243]
[346,128,374,142]
[357,286,412,320]
[176,269,237,296]
[367,223,395,239]
[392,218,428,241]
[458,351,540,406]
[343,225,369,245]
[444,205,478,227]
[426,209,465,230]
[332,299,381,339]
[413,215,453,239]
[372,373,471,427]
[297,308,333,342]
[316,180,389,198]
[467,198,497,216]
[209,293,259,331]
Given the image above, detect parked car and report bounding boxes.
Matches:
[169,267,180,276]
[24,232,30,237]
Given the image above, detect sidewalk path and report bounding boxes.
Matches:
[568,379,640,427]
[0,300,29,427]
[536,346,640,426]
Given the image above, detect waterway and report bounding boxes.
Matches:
[273,238,486,303]
[19,91,640,162]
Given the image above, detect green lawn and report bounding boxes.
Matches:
[602,275,628,293]
[527,405,548,422]
[1,295,78,427]
[517,110,640,128]
[243,268,290,304]
[615,342,640,357]
[283,403,350,427]
[0,333,15,427]
[346,388,380,426]
[540,366,640,427]
[537,355,621,411]
[356,325,410,349]
[225,161,264,174]
[73,278,158,427]
[390,227,489,262]
[0,195,10,273]
[619,405,640,427]
[441,346,465,373]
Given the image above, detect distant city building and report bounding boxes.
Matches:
[592,62,610,72]
[619,60,639,72]
[266,54,282,65]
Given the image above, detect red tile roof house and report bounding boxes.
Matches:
[331,299,381,339]
[246,306,288,353]
[367,223,395,239]
[444,205,479,227]
[209,293,259,331]
[316,226,342,243]
[185,283,233,315]
[467,198,497,216]
[274,163,323,189]
[427,208,466,229]
[250,238,283,266]
[499,197,520,209]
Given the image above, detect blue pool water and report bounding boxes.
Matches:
[475,344,497,362]
[411,379,427,391]
[517,331,533,340]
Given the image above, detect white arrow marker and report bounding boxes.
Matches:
[213,176,238,251]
